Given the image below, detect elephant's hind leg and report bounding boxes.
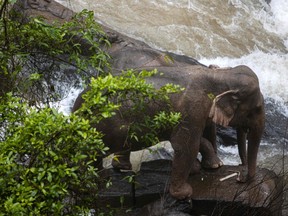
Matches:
[200,137,223,169]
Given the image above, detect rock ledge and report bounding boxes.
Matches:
[99,160,283,216]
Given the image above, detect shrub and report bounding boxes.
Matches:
[76,69,183,146]
[0,94,108,215]
[0,69,183,214]
[0,4,110,104]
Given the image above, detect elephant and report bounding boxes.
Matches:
[72,86,223,172]
[72,64,265,200]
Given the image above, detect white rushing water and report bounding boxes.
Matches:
[55,0,288,166]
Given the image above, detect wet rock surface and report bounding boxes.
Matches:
[264,99,288,143]
[12,0,74,24]
[99,160,283,216]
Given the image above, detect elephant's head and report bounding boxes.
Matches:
[209,87,264,129]
[207,65,265,180]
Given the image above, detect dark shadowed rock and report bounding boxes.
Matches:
[135,160,172,206]
[189,165,283,216]
[11,0,74,24]
[97,168,136,208]
[217,126,237,146]
[99,160,283,216]
[264,99,288,143]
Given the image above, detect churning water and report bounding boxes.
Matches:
[55,0,288,167]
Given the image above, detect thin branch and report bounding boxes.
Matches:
[0,0,9,19]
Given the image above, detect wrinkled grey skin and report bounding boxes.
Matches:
[72,86,222,172]
[73,65,265,200]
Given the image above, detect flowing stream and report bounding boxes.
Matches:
[55,0,288,169]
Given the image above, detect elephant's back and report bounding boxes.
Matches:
[142,65,208,89]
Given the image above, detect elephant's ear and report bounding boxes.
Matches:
[209,90,239,127]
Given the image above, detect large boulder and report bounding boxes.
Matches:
[11,0,205,69]
[99,160,283,216]
[11,0,74,24]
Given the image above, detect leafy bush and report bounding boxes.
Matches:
[76,69,183,146]
[0,70,183,215]
[0,94,108,215]
[0,5,110,104]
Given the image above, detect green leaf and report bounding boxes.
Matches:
[38,171,46,181]
[47,172,52,183]
[29,73,41,81]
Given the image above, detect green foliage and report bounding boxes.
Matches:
[76,69,183,146]
[133,111,182,145]
[0,94,107,215]
[0,8,112,212]
[0,7,110,103]
[0,70,182,214]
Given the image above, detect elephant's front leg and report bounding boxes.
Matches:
[237,128,247,166]
[239,110,264,182]
[169,125,201,199]
[247,124,263,180]
[238,129,261,183]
